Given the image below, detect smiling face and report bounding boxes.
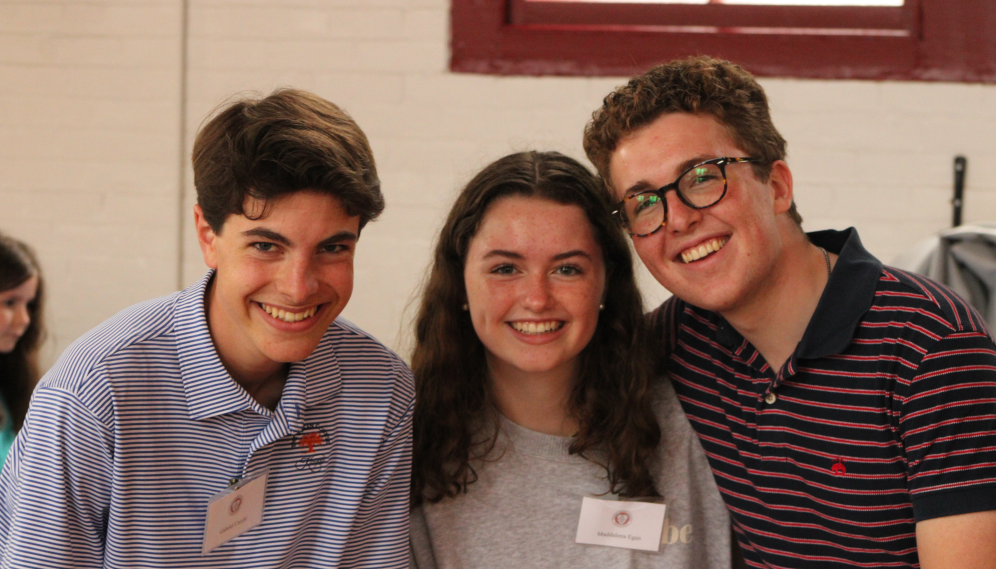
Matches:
[609,112,794,316]
[195,190,359,382]
[0,275,38,354]
[464,195,606,383]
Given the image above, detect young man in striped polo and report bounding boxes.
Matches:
[584,56,996,568]
[0,89,413,568]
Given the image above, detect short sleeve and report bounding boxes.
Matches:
[900,330,996,521]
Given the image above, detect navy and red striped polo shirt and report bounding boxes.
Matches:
[655,228,996,568]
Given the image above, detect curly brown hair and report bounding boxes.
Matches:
[192,88,384,234]
[0,233,45,432]
[411,151,661,507]
[583,55,801,225]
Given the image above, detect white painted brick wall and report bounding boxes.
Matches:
[3,0,995,366]
[0,0,183,366]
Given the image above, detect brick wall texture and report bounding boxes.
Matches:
[2,0,995,365]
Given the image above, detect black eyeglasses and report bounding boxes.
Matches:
[612,157,758,237]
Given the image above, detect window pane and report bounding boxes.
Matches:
[567,1,905,5]
[721,1,903,5]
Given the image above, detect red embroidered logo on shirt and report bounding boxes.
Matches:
[291,423,331,474]
[291,423,329,454]
[299,432,322,453]
[831,458,847,475]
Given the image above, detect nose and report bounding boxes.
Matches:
[665,191,702,234]
[522,272,553,312]
[277,254,320,304]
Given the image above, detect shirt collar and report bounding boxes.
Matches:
[175,271,342,422]
[798,228,882,359]
[715,228,882,361]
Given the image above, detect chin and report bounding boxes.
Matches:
[671,287,736,313]
[511,356,573,375]
[264,339,326,364]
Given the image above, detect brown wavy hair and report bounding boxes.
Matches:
[0,233,45,432]
[583,55,801,225]
[411,151,661,507]
[192,88,385,233]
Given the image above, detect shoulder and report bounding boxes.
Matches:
[318,317,415,399]
[874,266,991,338]
[649,377,696,439]
[42,292,181,393]
[323,318,411,373]
[648,296,724,368]
[650,296,719,335]
[32,291,183,426]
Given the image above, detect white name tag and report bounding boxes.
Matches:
[202,469,269,554]
[575,496,667,552]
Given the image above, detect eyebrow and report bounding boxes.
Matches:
[242,228,358,248]
[243,228,291,245]
[317,231,358,249]
[553,250,593,262]
[622,155,715,198]
[481,249,593,262]
[482,249,523,260]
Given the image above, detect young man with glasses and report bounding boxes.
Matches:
[584,56,996,568]
[0,89,413,568]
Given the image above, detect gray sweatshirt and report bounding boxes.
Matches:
[410,378,731,569]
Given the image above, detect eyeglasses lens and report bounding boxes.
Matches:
[680,163,726,207]
[622,162,726,235]
[624,193,665,236]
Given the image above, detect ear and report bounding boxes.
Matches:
[767,160,794,216]
[194,205,220,270]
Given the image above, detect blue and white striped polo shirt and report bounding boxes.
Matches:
[0,272,414,568]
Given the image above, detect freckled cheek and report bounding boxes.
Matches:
[556,287,604,317]
[467,284,517,329]
[320,264,355,299]
[632,234,666,265]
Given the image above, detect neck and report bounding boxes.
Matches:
[487,356,579,437]
[204,278,287,411]
[722,228,836,375]
[231,365,288,411]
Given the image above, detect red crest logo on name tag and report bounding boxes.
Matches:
[613,511,631,526]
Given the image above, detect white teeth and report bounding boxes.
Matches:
[680,237,729,264]
[261,303,318,323]
[510,321,563,335]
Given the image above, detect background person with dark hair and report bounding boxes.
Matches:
[0,89,413,568]
[410,151,730,569]
[0,234,44,467]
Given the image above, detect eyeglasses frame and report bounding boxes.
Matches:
[612,157,759,238]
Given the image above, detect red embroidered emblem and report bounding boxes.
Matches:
[831,458,847,475]
[290,422,330,462]
[298,432,324,453]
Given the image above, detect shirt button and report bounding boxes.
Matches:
[764,392,777,405]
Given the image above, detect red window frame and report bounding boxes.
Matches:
[451,0,996,82]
